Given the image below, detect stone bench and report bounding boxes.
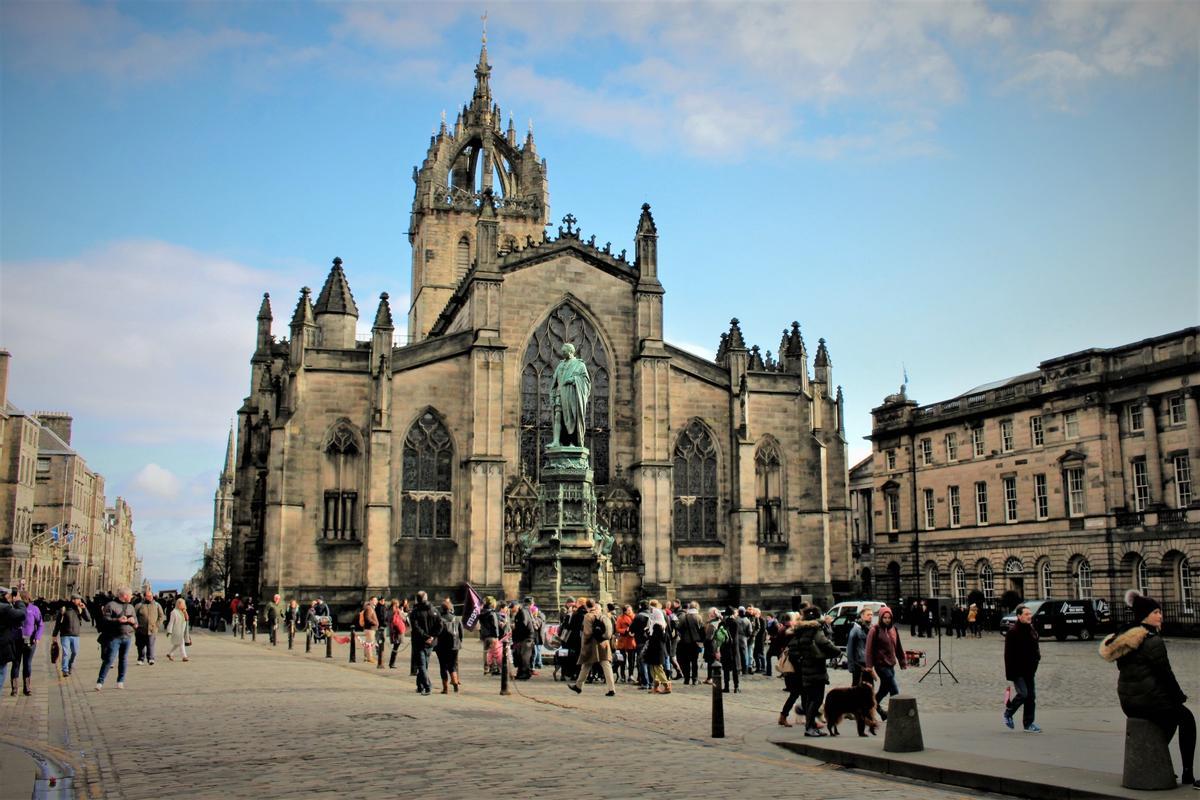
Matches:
[1122,717,1177,790]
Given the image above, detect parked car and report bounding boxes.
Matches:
[826,600,888,648]
[1000,598,1112,641]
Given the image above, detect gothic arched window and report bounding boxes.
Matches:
[322,419,362,540]
[456,235,471,282]
[401,411,453,539]
[755,438,784,544]
[673,419,719,542]
[519,303,611,484]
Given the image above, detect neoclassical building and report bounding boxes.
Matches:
[856,327,1199,615]
[227,43,852,612]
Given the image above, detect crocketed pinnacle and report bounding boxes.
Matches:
[814,337,831,367]
[314,257,358,317]
[727,318,746,350]
[785,321,806,358]
[637,203,657,236]
[257,292,272,321]
[290,287,315,327]
[373,292,394,329]
[749,345,765,371]
[715,332,729,363]
[223,424,235,478]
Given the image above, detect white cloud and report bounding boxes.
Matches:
[130,463,182,500]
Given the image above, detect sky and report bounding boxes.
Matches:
[1,1,1197,588]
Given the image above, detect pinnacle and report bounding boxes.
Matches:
[727,318,746,350]
[373,292,394,329]
[637,203,657,236]
[257,292,272,320]
[814,337,831,367]
[290,286,314,327]
[314,258,359,317]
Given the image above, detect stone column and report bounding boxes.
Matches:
[1102,406,1123,513]
[1143,397,1163,506]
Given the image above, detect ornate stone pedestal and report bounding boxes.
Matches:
[528,446,613,609]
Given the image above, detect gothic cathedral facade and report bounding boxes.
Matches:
[228,44,853,613]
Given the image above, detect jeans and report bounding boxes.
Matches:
[135,631,156,662]
[1006,674,1037,729]
[97,636,132,685]
[12,640,37,680]
[802,684,825,729]
[415,646,432,692]
[874,664,900,710]
[532,642,544,669]
[781,673,803,717]
[60,636,79,675]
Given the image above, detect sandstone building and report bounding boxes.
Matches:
[226,43,852,612]
[855,327,1199,614]
[0,351,141,597]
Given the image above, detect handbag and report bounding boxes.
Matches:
[50,640,60,664]
[777,650,794,675]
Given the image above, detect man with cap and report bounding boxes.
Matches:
[53,594,91,677]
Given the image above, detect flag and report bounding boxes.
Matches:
[461,582,483,631]
[50,526,59,543]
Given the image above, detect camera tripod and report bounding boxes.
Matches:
[919,624,958,684]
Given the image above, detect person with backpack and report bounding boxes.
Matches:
[568,598,615,696]
[435,597,464,694]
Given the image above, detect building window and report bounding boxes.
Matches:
[755,440,784,544]
[886,449,896,471]
[401,411,453,539]
[1064,410,1079,439]
[1169,395,1186,425]
[1066,467,1086,517]
[945,432,958,462]
[455,235,471,281]
[1074,558,1093,600]
[1003,477,1018,523]
[1128,403,1144,433]
[953,563,967,605]
[1034,474,1049,520]
[948,486,961,528]
[1176,456,1192,507]
[1135,556,1150,596]
[1181,557,1194,613]
[926,563,940,597]
[323,490,358,540]
[673,419,719,542]
[1000,420,1014,453]
[887,492,900,532]
[1039,560,1053,597]
[979,562,994,597]
[1132,459,1150,512]
[520,302,611,485]
[920,438,933,466]
[1030,415,1044,447]
[924,489,935,530]
[322,420,362,540]
[972,425,985,457]
[36,457,50,474]
[975,481,989,525]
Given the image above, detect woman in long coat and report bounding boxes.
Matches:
[165,599,190,662]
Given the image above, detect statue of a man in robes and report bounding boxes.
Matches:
[550,342,591,448]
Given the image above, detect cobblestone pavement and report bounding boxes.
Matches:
[2,627,1195,800]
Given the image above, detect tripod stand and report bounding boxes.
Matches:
[919,622,958,684]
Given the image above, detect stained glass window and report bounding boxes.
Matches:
[673,419,719,542]
[401,411,453,539]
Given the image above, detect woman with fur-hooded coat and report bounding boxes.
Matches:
[1100,590,1196,789]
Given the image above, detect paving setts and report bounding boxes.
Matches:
[1,627,1196,799]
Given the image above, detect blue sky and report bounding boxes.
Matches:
[1,1,1196,588]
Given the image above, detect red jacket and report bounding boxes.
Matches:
[865,622,905,669]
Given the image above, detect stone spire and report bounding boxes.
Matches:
[314,257,359,317]
[814,337,831,367]
[472,29,492,112]
[373,292,394,329]
[727,318,746,350]
[223,424,236,478]
[255,292,273,352]
[290,287,315,327]
[715,332,729,364]
[635,203,659,286]
[257,292,272,321]
[749,345,765,371]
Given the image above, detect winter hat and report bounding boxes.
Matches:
[1126,590,1161,623]
[802,606,822,621]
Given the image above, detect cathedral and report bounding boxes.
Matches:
[226,41,853,615]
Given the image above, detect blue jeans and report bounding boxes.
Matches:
[415,646,432,692]
[60,636,79,675]
[0,662,8,687]
[1006,674,1036,728]
[97,636,132,685]
[874,664,900,709]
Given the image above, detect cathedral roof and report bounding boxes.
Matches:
[314,257,358,317]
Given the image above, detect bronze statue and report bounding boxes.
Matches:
[550,342,590,448]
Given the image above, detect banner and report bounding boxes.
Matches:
[462,583,483,631]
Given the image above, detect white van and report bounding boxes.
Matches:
[826,600,888,647]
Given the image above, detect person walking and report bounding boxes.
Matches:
[770,612,803,727]
[0,588,27,697]
[96,587,137,691]
[968,603,981,637]
[435,597,463,694]
[53,594,90,678]
[478,597,501,675]
[266,594,284,646]
[408,591,442,695]
[865,606,907,720]
[676,601,704,686]
[11,590,42,696]
[135,589,163,666]
[1002,604,1041,732]
[570,598,615,696]
[846,607,874,686]
[165,599,190,662]
[719,608,740,693]
[1101,591,1197,788]
[791,607,841,736]
[645,614,672,694]
[386,598,406,669]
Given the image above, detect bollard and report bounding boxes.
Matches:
[711,679,725,738]
[325,631,333,659]
[349,632,357,663]
[882,696,924,753]
[241,619,246,639]
[1122,717,1177,790]
[500,640,512,696]
[288,624,294,650]
[305,630,311,653]
[376,636,384,670]
[251,618,257,641]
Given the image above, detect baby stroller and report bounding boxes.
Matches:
[309,615,333,642]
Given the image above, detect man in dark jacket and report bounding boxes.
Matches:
[510,599,535,680]
[0,588,27,690]
[846,607,873,686]
[676,602,705,685]
[135,590,164,665]
[789,607,841,736]
[478,597,502,675]
[1003,604,1042,732]
[97,587,137,690]
[53,594,90,677]
[408,591,443,695]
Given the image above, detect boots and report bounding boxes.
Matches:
[389,648,398,669]
[778,713,793,727]
[441,679,449,695]
[452,673,460,693]
[9,679,15,697]
[22,678,30,697]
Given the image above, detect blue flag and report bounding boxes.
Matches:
[50,526,59,542]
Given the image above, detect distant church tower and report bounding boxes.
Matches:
[407,35,550,342]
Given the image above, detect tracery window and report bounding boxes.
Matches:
[673,419,719,542]
[401,411,453,539]
[519,303,611,484]
[322,420,361,540]
[755,439,784,544]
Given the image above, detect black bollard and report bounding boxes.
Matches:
[241,619,246,639]
[500,640,512,696]
[349,632,357,663]
[325,631,333,659]
[376,636,384,670]
[711,679,725,738]
[305,630,311,653]
[251,618,257,641]
[288,624,295,650]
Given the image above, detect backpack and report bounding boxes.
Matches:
[356,610,365,629]
[713,624,729,650]
[390,613,407,635]
[591,615,608,641]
